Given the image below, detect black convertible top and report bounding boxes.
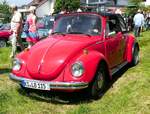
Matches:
[54,12,121,20]
[98,12,120,17]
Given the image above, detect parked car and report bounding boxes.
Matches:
[9,12,139,99]
[0,23,11,47]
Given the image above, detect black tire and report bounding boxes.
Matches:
[0,40,7,48]
[87,63,108,99]
[131,46,139,66]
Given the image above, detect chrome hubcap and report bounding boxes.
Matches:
[97,72,104,89]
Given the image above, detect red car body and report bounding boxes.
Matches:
[9,12,139,98]
[0,30,11,38]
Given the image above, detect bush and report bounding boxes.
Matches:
[54,0,80,13]
[0,0,11,23]
[125,0,150,16]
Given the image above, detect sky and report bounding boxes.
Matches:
[1,0,150,6]
[4,0,32,6]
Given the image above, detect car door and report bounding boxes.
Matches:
[105,16,125,68]
[116,15,127,64]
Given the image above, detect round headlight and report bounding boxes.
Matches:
[71,62,84,77]
[12,58,22,71]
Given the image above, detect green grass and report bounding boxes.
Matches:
[0,31,150,114]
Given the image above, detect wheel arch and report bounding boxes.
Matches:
[97,59,111,81]
[89,57,111,84]
[86,58,110,99]
[0,37,9,41]
[126,35,139,63]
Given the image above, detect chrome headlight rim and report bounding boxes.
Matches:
[71,61,84,78]
[12,58,23,71]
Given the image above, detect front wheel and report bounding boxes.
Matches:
[0,40,7,48]
[87,63,108,99]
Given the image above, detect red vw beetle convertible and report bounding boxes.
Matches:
[9,12,139,98]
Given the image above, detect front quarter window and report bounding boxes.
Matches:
[53,14,101,36]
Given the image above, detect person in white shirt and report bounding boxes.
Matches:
[10,4,24,58]
[133,9,144,37]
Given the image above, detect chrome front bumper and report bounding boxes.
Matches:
[9,73,89,90]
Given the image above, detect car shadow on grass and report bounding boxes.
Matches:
[17,65,131,104]
[0,68,11,75]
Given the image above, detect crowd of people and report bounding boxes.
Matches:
[128,9,150,37]
[114,8,150,37]
[9,5,39,58]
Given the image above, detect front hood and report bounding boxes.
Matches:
[26,35,98,80]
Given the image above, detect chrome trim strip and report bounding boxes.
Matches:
[9,73,89,90]
[96,41,103,44]
[111,61,128,75]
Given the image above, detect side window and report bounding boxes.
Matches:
[117,15,127,32]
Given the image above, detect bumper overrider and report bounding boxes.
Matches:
[9,73,89,90]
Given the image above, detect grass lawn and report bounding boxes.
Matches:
[0,31,150,114]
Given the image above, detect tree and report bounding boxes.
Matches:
[0,0,11,23]
[141,5,150,13]
[125,0,150,16]
[125,0,143,16]
[54,0,80,13]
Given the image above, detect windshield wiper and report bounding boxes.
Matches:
[67,32,91,37]
[51,31,66,35]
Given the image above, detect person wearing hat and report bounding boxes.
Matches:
[26,6,39,48]
[10,4,25,58]
[133,9,144,37]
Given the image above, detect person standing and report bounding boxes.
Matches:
[26,6,39,48]
[133,9,144,37]
[10,4,24,58]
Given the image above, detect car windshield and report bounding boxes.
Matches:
[53,14,101,36]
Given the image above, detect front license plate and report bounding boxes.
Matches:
[21,80,50,90]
